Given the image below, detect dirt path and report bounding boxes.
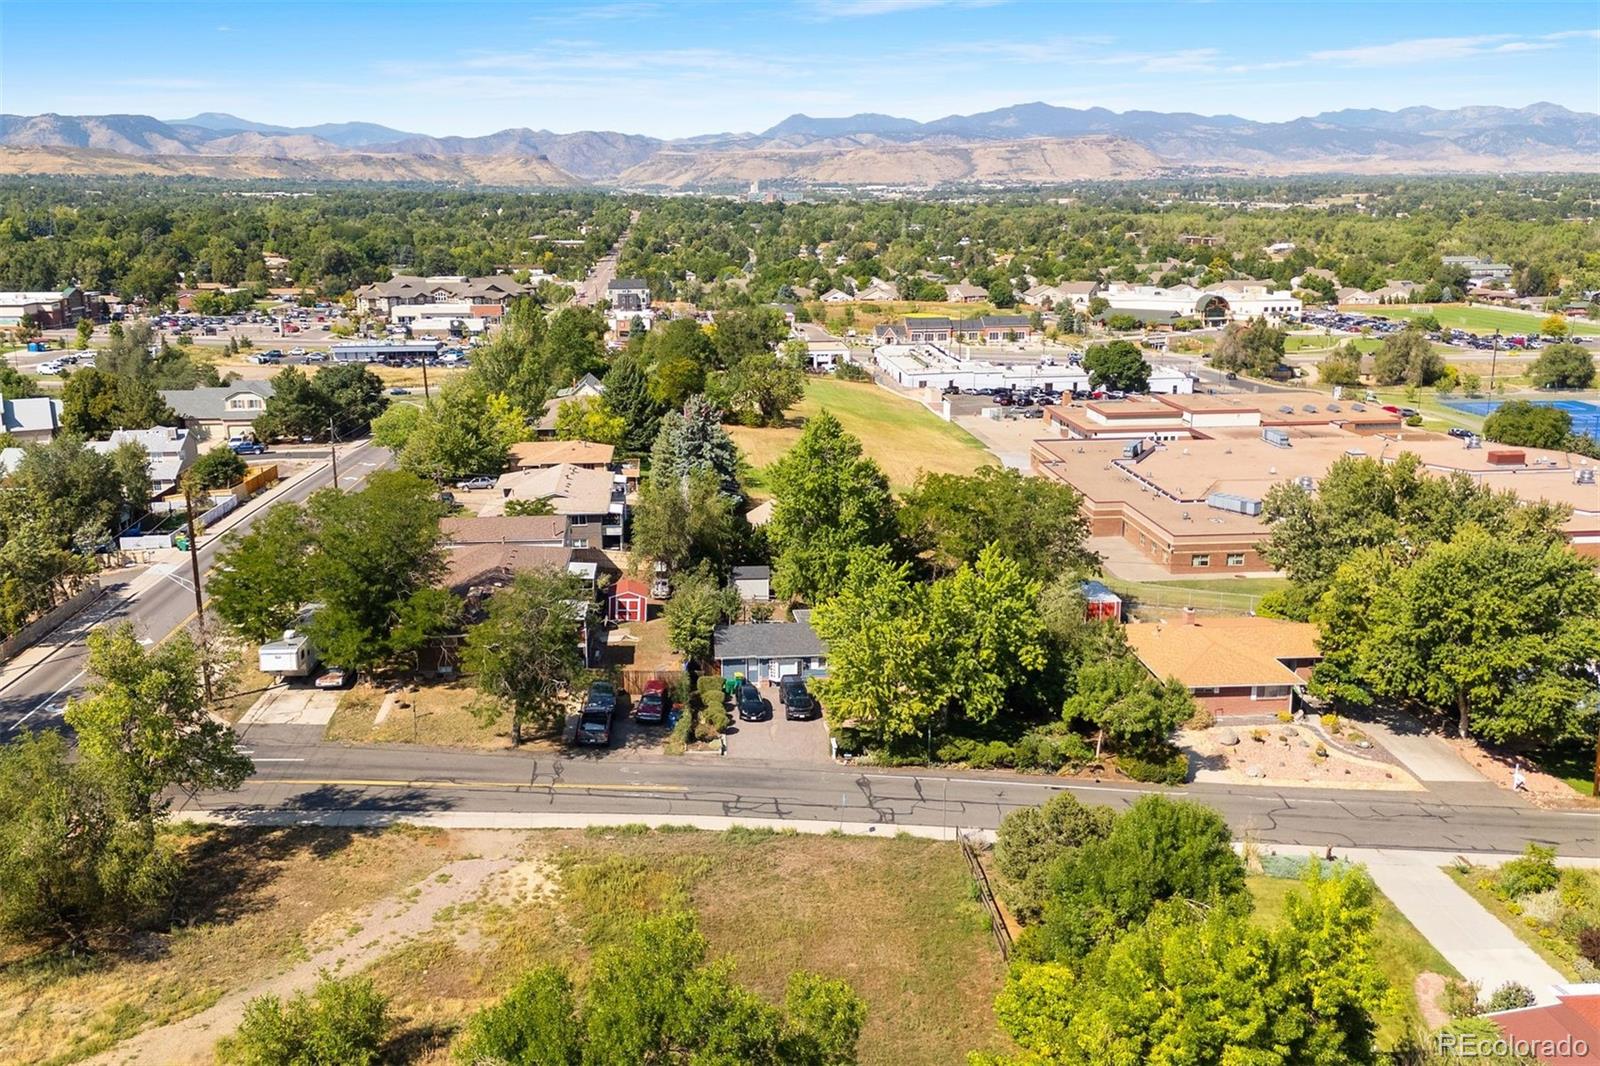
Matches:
[86,855,516,1065]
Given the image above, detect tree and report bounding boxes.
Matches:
[645,318,716,405]
[767,411,897,603]
[400,378,517,481]
[0,360,38,399]
[663,563,740,662]
[304,471,456,670]
[1210,317,1285,377]
[649,395,740,495]
[1528,342,1596,390]
[369,402,421,452]
[75,317,93,349]
[59,366,171,437]
[993,791,1115,923]
[66,623,253,819]
[631,467,740,575]
[224,974,390,1066]
[721,348,805,426]
[1482,400,1574,449]
[1540,313,1570,339]
[603,349,666,456]
[1312,524,1600,742]
[188,444,247,490]
[1317,342,1364,387]
[1372,324,1444,386]
[899,466,1094,579]
[989,864,1388,1066]
[462,568,587,745]
[310,363,389,431]
[711,306,789,368]
[925,545,1048,728]
[1027,796,1246,963]
[455,911,865,1066]
[504,497,556,517]
[552,395,626,444]
[0,730,179,943]
[253,366,331,441]
[1062,655,1194,757]
[1081,340,1150,392]
[211,502,315,644]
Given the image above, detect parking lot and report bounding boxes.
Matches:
[1300,308,1581,352]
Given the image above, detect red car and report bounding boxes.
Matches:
[634,679,669,724]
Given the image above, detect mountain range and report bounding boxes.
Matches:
[1,102,1596,188]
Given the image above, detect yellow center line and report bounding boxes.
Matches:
[261,777,688,793]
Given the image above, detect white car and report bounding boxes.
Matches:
[288,347,307,356]
[37,361,63,374]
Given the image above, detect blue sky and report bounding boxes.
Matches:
[2,0,1597,138]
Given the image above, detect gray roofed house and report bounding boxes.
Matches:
[713,618,828,681]
[537,372,606,434]
[731,565,772,602]
[1,394,63,443]
[160,380,274,441]
[607,278,651,313]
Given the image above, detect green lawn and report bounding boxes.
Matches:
[1103,576,1290,615]
[1530,740,1595,796]
[1358,303,1600,337]
[1285,335,1384,354]
[1248,873,1457,1049]
[728,377,996,493]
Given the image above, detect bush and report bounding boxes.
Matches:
[1012,726,1095,773]
[666,706,694,755]
[222,973,389,1066]
[1484,982,1536,1012]
[1319,713,1341,732]
[1578,925,1600,968]
[1497,843,1559,899]
[833,361,871,382]
[1117,744,1189,785]
[1275,710,1293,723]
[1185,704,1216,730]
[1405,414,1424,427]
[1444,978,1482,1018]
[994,792,1116,923]
[697,701,729,741]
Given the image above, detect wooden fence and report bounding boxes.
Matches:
[960,835,1014,961]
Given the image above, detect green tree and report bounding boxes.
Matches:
[1372,324,1444,386]
[1081,340,1150,393]
[1026,795,1246,963]
[304,471,456,670]
[1528,342,1596,390]
[925,544,1048,728]
[1210,317,1285,377]
[59,365,172,437]
[75,317,93,349]
[369,402,421,452]
[720,348,806,427]
[552,395,626,444]
[1482,399,1574,448]
[1062,655,1194,757]
[188,444,247,490]
[645,318,717,406]
[400,378,516,481]
[456,911,865,1066]
[0,360,38,399]
[649,395,740,495]
[710,306,789,368]
[603,349,665,456]
[1312,524,1600,742]
[663,562,740,662]
[989,864,1388,1066]
[253,366,331,442]
[767,411,897,603]
[462,568,587,745]
[310,363,389,431]
[66,623,253,819]
[1317,342,1364,387]
[898,466,1093,579]
[210,502,315,644]
[993,791,1115,923]
[471,296,549,416]
[631,467,740,575]
[224,973,390,1066]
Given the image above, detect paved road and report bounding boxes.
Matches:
[186,725,1599,855]
[0,438,393,735]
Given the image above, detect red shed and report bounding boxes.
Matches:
[608,577,649,623]
[1082,580,1124,622]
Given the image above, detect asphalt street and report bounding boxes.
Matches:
[0,438,392,735]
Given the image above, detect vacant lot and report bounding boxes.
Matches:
[1360,303,1600,336]
[1,826,1007,1065]
[323,678,552,750]
[729,377,996,492]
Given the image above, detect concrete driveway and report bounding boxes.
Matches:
[239,686,341,726]
[724,682,832,764]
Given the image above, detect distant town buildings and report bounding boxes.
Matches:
[353,275,531,317]
[873,314,1035,346]
[1099,282,1302,326]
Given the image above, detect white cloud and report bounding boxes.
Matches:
[1309,33,1546,67]
[804,0,1004,20]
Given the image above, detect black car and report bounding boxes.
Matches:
[735,682,769,722]
[778,678,818,721]
[1447,427,1475,439]
[574,704,613,746]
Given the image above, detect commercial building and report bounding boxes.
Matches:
[606,278,651,313]
[873,315,1034,346]
[873,344,1193,396]
[0,287,90,328]
[353,275,531,316]
[329,340,443,363]
[160,381,274,441]
[1031,401,1600,575]
[1099,282,1301,326]
[790,322,849,371]
[1124,615,1321,717]
[1022,281,1100,310]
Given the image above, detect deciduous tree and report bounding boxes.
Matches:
[899,466,1093,579]
[1528,342,1596,389]
[462,568,587,745]
[211,502,315,644]
[1081,340,1150,393]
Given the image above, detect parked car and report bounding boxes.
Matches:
[575,704,613,746]
[778,678,818,721]
[455,475,495,490]
[229,439,267,455]
[634,679,669,724]
[313,668,353,690]
[586,681,618,714]
[288,347,306,356]
[388,386,410,395]
[736,682,769,722]
[1447,427,1475,439]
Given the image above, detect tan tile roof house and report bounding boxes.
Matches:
[1124,615,1321,716]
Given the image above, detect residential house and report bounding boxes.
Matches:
[1336,287,1377,305]
[88,426,197,495]
[1123,615,1322,717]
[1370,280,1422,303]
[160,380,275,442]
[855,277,900,302]
[606,278,651,313]
[1178,234,1223,247]
[1023,281,1099,310]
[732,565,771,602]
[441,541,603,665]
[790,322,848,371]
[508,440,616,471]
[1,393,63,443]
[441,514,568,547]
[537,373,605,436]
[487,463,623,548]
[944,283,988,303]
[713,614,828,682]
[818,289,854,303]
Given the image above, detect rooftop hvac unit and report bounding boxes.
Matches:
[1344,448,1367,457]
[1296,476,1314,490]
[1575,468,1595,485]
[1278,404,1295,414]
[1302,404,1318,413]
[1122,438,1147,460]
[1206,492,1263,516]
[1351,402,1366,411]
[1327,403,1341,412]
[1262,428,1292,448]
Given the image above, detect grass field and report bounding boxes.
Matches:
[0,826,1007,1065]
[728,377,996,493]
[1357,303,1600,337]
[1248,872,1457,1048]
[1284,335,1385,354]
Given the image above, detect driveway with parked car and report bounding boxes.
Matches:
[721,680,832,764]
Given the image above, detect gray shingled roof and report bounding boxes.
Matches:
[713,620,825,661]
[160,381,274,421]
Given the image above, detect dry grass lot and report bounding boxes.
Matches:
[323,679,554,751]
[729,377,996,493]
[0,826,1008,1065]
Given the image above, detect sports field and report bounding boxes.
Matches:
[1356,303,1600,336]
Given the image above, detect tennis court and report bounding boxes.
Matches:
[1446,398,1600,437]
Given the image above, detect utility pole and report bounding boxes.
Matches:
[421,353,432,406]
[1488,329,1501,395]
[182,479,214,705]
[328,417,340,489]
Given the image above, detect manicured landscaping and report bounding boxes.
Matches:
[1447,862,1600,981]
[729,376,996,492]
[1360,303,1600,336]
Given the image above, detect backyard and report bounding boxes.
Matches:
[729,376,996,493]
